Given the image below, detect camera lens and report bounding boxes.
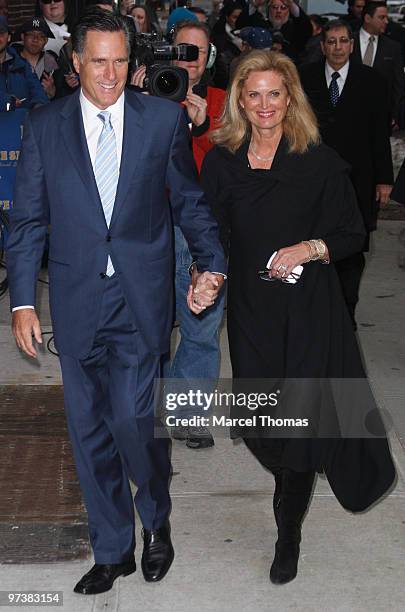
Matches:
[156,70,179,96]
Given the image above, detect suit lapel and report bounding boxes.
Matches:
[110,91,146,228]
[59,91,106,224]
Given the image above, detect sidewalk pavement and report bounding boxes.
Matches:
[0,220,404,612]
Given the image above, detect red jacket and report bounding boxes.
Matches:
[191,86,225,173]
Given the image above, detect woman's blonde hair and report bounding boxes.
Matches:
[211,50,320,154]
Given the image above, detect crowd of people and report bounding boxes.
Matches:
[3,0,401,596]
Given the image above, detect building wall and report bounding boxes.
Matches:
[7,0,37,31]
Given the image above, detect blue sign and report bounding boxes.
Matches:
[0,109,27,211]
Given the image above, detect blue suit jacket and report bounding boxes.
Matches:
[7,89,227,358]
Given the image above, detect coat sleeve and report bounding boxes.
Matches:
[371,72,394,185]
[200,149,231,257]
[165,107,227,275]
[391,40,404,124]
[6,113,49,309]
[319,169,366,262]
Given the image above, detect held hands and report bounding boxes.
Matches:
[376,184,392,209]
[12,309,43,359]
[184,92,208,127]
[187,269,225,314]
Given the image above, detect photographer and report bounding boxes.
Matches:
[132,20,226,449]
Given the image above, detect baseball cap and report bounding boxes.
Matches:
[238,27,273,49]
[20,17,55,38]
[0,15,10,33]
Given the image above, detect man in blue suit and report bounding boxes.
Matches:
[7,9,226,595]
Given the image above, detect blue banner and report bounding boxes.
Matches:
[0,109,27,211]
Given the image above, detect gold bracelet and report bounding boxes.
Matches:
[302,239,327,262]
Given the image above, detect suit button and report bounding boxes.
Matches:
[100,272,106,279]
[106,235,112,242]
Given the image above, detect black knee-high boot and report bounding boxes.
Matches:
[270,468,315,585]
[271,468,283,529]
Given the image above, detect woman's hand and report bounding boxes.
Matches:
[187,270,224,314]
[269,242,311,279]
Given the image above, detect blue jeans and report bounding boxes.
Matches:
[163,226,225,418]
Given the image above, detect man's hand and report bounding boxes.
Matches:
[376,184,392,208]
[41,72,56,99]
[184,92,208,127]
[187,270,225,314]
[12,309,43,358]
[64,71,79,89]
[131,65,147,89]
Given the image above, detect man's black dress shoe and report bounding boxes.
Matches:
[141,523,174,582]
[73,559,136,595]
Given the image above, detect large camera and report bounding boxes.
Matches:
[133,33,199,102]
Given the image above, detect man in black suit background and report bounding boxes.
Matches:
[300,19,393,328]
[352,1,403,127]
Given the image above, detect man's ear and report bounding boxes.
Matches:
[72,50,80,74]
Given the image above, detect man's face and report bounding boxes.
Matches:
[22,31,47,55]
[72,30,129,110]
[0,0,8,18]
[269,1,290,27]
[173,27,209,88]
[351,0,365,19]
[321,26,353,70]
[0,30,9,53]
[40,0,65,24]
[364,6,388,35]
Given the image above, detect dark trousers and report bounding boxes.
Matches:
[59,275,171,564]
[334,252,366,327]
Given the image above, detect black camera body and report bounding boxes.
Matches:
[133,33,199,102]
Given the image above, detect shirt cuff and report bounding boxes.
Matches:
[12,305,35,312]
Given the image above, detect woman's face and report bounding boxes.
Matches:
[226,8,242,29]
[132,7,147,32]
[239,70,290,134]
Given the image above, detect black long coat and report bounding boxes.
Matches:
[300,60,394,235]
[201,139,396,512]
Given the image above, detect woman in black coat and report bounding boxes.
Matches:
[201,50,395,585]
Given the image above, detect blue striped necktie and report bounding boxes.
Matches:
[95,111,118,277]
[329,71,340,107]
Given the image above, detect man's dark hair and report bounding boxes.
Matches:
[172,19,210,43]
[72,8,130,58]
[321,19,353,42]
[86,0,115,6]
[362,1,387,21]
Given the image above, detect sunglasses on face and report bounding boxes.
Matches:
[41,0,63,4]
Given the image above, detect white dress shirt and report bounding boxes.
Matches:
[325,60,350,97]
[359,27,378,66]
[80,90,124,170]
[13,90,125,312]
